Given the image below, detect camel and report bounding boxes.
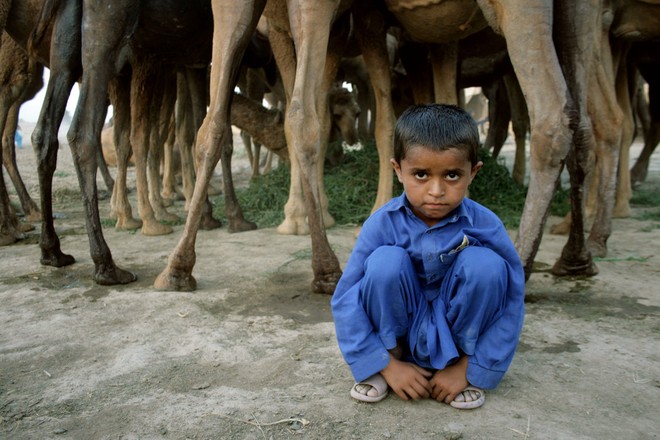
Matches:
[1,0,144,283]
[0,34,41,245]
[549,0,660,256]
[152,0,598,291]
[156,0,358,292]
[0,32,42,231]
[340,0,605,279]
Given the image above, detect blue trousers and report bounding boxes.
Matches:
[359,245,508,370]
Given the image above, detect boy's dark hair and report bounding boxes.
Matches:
[393,103,481,165]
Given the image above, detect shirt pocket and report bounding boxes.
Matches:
[438,235,470,274]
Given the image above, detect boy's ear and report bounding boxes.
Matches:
[470,161,484,182]
[391,158,403,182]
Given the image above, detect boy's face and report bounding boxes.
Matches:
[391,146,482,227]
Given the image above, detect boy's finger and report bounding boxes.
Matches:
[412,364,433,377]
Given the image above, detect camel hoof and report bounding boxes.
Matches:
[19,222,35,233]
[587,239,607,258]
[207,184,222,196]
[200,214,223,231]
[95,265,137,285]
[550,221,570,235]
[0,233,19,246]
[154,267,197,291]
[323,213,336,229]
[551,258,599,277]
[155,211,181,223]
[24,210,42,222]
[228,218,257,233]
[40,250,76,267]
[277,218,309,236]
[312,272,341,295]
[141,221,173,236]
[116,217,143,231]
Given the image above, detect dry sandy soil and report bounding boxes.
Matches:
[1,124,659,440]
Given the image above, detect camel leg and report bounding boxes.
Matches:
[147,70,179,223]
[66,0,136,284]
[585,38,627,257]
[185,68,223,231]
[612,45,635,219]
[127,61,172,236]
[281,0,342,293]
[161,116,180,202]
[478,0,598,278]
[549,0,602,277]
[0,106,22,245]
[352,3,396,212]
[96,130,114,193]
[155,0,266,291]
[315,14,353,230]
[483,80,511,158]
[267,15,309,236]
[0,170,22,245]
[3,99,40,223]
[174,71,196,210]
[429,42,459,105]
[30,0,87,268]
[630,69,659,185]
[108,76,142,231]
[503,72,530,185]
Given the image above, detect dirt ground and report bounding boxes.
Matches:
[1,123,659,440]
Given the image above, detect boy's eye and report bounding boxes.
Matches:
[414,171,428,180]
[446,172,460,181]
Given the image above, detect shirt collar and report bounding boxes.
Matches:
[387,192,474,228]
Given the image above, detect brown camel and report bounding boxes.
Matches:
[2,0,144,284]
[0,32,42,229]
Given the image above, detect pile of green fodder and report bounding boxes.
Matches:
[212,141,570,229]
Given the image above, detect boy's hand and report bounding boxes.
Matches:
[430,356,469,404]
[380,355,432,401]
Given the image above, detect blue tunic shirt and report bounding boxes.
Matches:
[331,193,525,388]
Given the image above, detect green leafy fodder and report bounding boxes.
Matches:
[213,143,569,229]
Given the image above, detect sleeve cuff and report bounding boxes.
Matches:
[466,359,506,390]
[348,348,391,383]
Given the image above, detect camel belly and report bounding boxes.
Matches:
[385,0,488,43]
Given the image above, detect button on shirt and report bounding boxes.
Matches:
[331,193,525,388]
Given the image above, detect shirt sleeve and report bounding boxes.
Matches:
[331,216,392,382]
[466,221,526,389]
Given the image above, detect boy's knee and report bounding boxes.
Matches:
[456,247,507,287]
[363,246,409,285]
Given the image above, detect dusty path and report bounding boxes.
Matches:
[1,124,659,439]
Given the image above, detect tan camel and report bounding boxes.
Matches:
[156,0,352,292]
[549,0,660,258]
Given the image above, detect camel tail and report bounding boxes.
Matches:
[28,0,62,57]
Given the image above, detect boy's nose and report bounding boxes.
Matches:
[428,179,445,197]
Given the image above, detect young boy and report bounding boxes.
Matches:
[331,103,525,409]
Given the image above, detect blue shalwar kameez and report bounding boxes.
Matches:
[331,194,525,390]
